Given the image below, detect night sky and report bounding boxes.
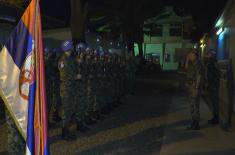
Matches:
[39,0,228,37]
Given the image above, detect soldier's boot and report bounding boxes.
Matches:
[107,103,114,111]
[113,101,119,108]
[208,116,219,125]
[101,107,110,115]
[95,111,105,120]
[62,128,76,141]
[117,98,123,105]
[77,121,90,133]
[192,121,200,130]
[85,115,97,125]
[53,111,62,122]
[187,120,196,130]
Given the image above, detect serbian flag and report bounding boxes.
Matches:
[0,0,49,155]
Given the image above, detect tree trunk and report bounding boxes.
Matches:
[70,0,86,47]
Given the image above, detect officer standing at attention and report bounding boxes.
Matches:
[205,50,220,125]
[185,50,203,130]
[75,43,90,132]
[85,47,97,125]
[58,41,76,141]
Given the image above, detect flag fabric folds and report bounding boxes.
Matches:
[0,0,49,154]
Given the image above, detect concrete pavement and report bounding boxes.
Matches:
[0,73,235,155]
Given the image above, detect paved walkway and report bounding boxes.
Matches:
[1,73,235,155]
[160,89,235,155]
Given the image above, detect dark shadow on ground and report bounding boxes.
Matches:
[73,120,205,155]
[174,149,235,155]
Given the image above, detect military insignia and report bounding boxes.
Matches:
[59,61,65,68]
[19,53,35,101]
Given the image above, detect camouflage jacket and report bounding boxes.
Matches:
[187,60,203,89]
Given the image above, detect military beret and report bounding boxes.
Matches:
[61,40,73,52]
[76,43,86,52]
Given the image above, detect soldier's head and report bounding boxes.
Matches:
[189,50,199,62]
[44,48,50,59]
[205,49,216,60]
[76,43,86,54]
[61,40,73,56]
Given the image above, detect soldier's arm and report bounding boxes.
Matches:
[196,64,203,89]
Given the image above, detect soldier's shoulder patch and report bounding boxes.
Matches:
[59,61,65,69]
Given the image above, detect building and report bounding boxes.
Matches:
[199,0,235,130]
[139,6,194,70]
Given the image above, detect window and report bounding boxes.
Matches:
[165,53,171,62]
[151,25,163,37]
[170,24,182,36]
[170,28,182,36]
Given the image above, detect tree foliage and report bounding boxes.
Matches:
[0,0,27,7]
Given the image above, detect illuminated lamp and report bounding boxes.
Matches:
[216,28,224,36]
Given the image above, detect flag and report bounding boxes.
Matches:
[0,0,49,155]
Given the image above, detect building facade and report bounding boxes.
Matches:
[140,7,194,70]
[199,0,235,130]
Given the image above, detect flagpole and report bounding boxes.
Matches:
[34,0,42,154]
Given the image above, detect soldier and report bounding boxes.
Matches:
[5,109,25,155]
[185,50,203,130]
[205,50,220,125]
[112,54,120,106]
[58,41,76,140]
[105,53,114,110]
[100,52,110,115]
[126,56,132,96]
[75,43,90,132]
[45,50,61,126]
[116,55,123,104]
[85,47,97,125]
[51,51,62,123]
[92,49,105,120]
[120,57,127,98]
[44,50,54,125]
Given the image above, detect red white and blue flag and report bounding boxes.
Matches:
[0,0,49,154]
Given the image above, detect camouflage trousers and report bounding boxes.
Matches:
[189,91,201,121]
[95,78,106,110]
[114,78,120,102]
[87,79,98,114]
[5,109,25,155]
[75,81,88,122]
[208,88,219,118]
[48,80,61,123]
[106,78,114,104]
[60,82,76,128]
[120,77,125,97]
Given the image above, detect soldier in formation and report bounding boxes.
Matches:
[54,41,137,141]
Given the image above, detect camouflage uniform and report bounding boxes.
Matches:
[58,52,76,129]
[120,59,127,97]
[100,56,109,113]
[75,52,88,124]
[126,59,132,95]
[5,109,25,155]
[86,53,97,118]
[129,57,137,94]
[44,53,54,122]
[94,55,104,113]
[206,59,220,121]
[105,56,113,106]
[187,60,203,122]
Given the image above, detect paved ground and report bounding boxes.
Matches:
[1,73,235,155]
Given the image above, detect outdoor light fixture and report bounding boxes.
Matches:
[216,28,224,36]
